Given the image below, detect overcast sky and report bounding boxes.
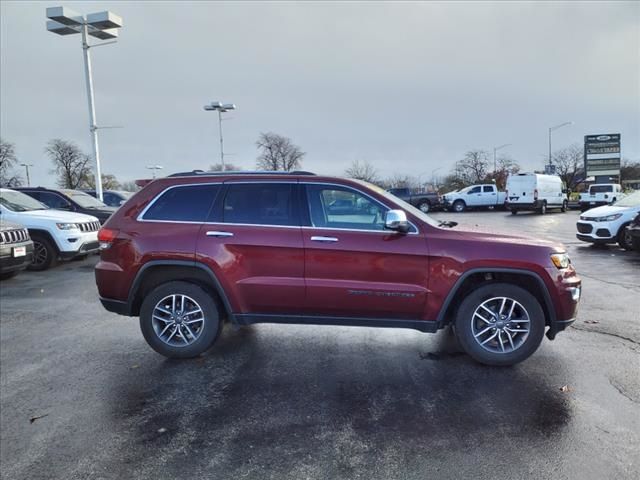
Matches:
[1,1,639,187]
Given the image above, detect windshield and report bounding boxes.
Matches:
[354,180,442,228]
[0,190,49,212]
[62,190,108,208]
[614,191,640,208]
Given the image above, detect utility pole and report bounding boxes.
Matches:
[20,163,33,186]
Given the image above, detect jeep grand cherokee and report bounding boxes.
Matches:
[95,172,581,366]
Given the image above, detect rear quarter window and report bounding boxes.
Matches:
[142,184,220,222]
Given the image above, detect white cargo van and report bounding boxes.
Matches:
[506,173,568,214]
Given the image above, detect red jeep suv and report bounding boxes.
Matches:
[95,172,581,366]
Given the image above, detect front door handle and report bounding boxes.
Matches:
[206,231,234,238]
[310,236,338,242]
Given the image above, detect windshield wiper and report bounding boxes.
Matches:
[438,220,458,228]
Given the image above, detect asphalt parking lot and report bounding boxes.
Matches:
[1,210,639,480]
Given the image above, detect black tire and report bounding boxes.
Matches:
[453,200,466,213]
[538,201,547,215]
[417,201,430,213]
[0,271,19,280]
[28,234,57,271]
[139,281,221,358]
[561,200,568,213]
[617,223,633,251]
[454,283,546,366]
[510,209,518,215]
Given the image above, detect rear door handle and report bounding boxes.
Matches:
[310,236,338,242]
[206,231,234,238]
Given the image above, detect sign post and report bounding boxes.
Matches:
[584,134,621,184]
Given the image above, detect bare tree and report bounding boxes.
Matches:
[120,180,139,193]
[553,143,583,190]
[46,139,92,189]
[0,138,22,187]
[487,154,520,190]
[344,160,379,183]
[209,162,242,172]
[620,159,640,184]
[458,150,490,184]
[256,132,305,171]
[82,173,120,190]
[381,174,417,190]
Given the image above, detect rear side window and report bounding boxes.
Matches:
[483,186,494,193]
[590,185,613,194]
[143,185,220,222]
[222,183,297,226]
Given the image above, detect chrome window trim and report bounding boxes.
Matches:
[137,182,223,223]
[135,179,421,234]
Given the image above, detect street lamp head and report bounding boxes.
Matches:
[86,11,123,29]
[221,103,236,111]
[46,6,83,26]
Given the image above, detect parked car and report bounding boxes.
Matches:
[0,189,101,270]
[83,189,133,207]
[95,172,581,366]
[442,184,506,212]
[387,187,440,213]
[579,183,625,212]
[576,190,640,250]
[506,173,568,214]
[0,220,33,280]
[16,187,116,224]
[627,213,640,252]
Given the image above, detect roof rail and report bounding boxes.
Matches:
[168,170,316,178]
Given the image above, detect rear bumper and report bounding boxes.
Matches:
[99,296,132,316]
[507,201,540,211]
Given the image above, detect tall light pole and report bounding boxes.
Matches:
[146,165,163,179]
[46,6,123,202]
[548,121,573,166]
[20,164,34,186]
[203,101,236,170]
[493,144,512,173]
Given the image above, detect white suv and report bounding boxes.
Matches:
[0,188,101,270]
[576,190,640,250]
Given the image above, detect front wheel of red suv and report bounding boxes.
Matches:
[140,281,221,358]
[454,283,545,366]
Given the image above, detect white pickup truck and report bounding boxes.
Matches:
[579,184,625,212]
[442,184,506,212]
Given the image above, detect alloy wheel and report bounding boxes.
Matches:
[470,296,531,354]
[32,241,49,268]
[151,294,205,347]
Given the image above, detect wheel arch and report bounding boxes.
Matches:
[128,260,235,321]
[436,268,556,329]
[27,229,60,254]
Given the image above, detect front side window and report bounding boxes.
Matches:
[143,184,220,222]
[38,192,72,210]
[306,185,388,231]
[223,183,297,226]
[468,186,481,194]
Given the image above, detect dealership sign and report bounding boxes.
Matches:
[584,133,621,177]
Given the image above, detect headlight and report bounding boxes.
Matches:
[550,252,571,269]
[56,223,79,230]
[595,213,622,222]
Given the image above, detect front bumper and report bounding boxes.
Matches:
[0,242,34,274]
[59,240,100,259]
[576,221,615,243]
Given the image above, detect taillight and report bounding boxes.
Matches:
[98,227,119,250]
[534,189,539,200]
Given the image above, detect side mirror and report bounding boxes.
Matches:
[384,209,410,233]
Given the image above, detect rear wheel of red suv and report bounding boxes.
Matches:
[140,281,221,358]
[454,283,545,366]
